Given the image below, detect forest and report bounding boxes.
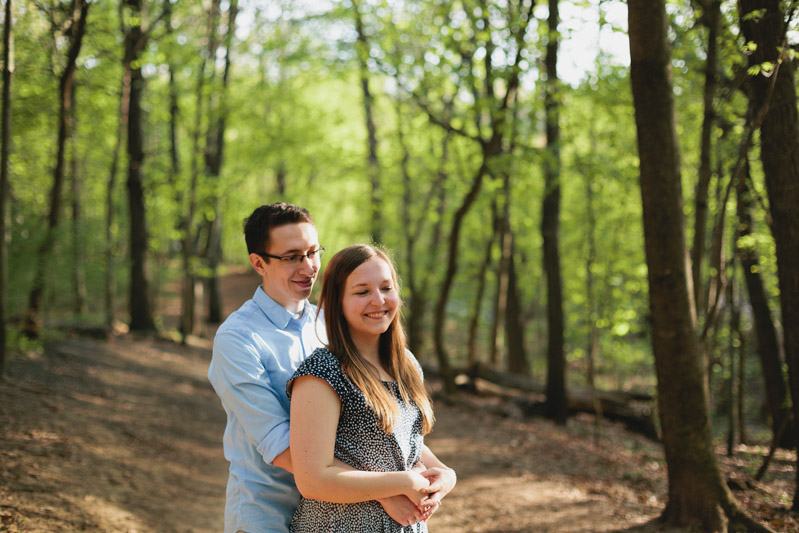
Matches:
[1,0,798,531]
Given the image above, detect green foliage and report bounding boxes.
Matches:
[1,0,787,428]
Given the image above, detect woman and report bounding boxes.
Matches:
[287,245,456,532]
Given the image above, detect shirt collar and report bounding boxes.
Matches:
[253,286,307,329]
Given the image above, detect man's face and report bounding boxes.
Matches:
[251,222,320,313]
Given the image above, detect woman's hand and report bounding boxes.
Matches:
[418,466,457,508]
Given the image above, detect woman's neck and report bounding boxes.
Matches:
[352,335,392,380]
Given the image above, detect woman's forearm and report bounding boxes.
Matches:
[293,466,425,504]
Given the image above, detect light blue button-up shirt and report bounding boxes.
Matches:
[208,286,326,533]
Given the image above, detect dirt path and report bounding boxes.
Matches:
[1,271,795,532]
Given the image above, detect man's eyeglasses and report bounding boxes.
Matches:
[256,247,325,265]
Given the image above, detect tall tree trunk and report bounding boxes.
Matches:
[505,236,529,376]
[181,0,221,340]
[628,1,772,530]
[543,0,566,424]
[433,159,490,393]
[0,0,13,376]
[23,0,89,338]
[125,0,155,332]
[584,153,602,439]
[739,0,799,508]
[489,180,511,367]
[736,171,792,447]
[467,202,498,369]
[165,0,181,220]
[429,0,531,394]
[203,0,237,325]
[352,0,381,245]
[691,0,720,317]
[105,9,131,332]
[69,86,87,316]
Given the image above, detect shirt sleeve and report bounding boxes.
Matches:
[287,349,347,401]
[208,328,291,465]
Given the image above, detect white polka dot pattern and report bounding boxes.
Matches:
[287,348,427,532]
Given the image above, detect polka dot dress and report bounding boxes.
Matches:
[286,348,427,533]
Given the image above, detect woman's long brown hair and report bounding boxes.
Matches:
[318,244,434,435]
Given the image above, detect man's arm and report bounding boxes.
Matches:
[208,330,292,464]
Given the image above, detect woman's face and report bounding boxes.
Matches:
[341,256,400,347]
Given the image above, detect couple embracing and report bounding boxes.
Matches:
[208,203,457,533]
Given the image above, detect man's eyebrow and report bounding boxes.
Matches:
[272,246,318,255]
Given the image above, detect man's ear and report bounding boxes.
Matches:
[249,253,266,276]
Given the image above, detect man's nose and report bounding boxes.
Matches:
[298,255,316,272]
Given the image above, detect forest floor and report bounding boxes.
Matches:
[1,269,797,532]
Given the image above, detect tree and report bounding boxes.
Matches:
[736,167,793,448]
[351,0,382,245]
[395,0,535,394]
[23,0,90,338]
[202,0,239,325]
[543,0,566,423]
[690,0,721,318]
[739,0,799,508]
[628,0,772,530]
[0,0,14,376]
[124,0,155,332]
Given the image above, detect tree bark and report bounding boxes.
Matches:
[23,0,90,338]
[628,1,772,530]
[125,0,155,332]
[0,0,14,376]
[543,0,566,424]
[736,170,793,448]
[739,0,799,509]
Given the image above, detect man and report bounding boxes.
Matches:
[208,203,448,533]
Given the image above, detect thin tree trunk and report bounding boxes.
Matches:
[204,0,237,325]
[543,0,566,424]
[433,160,490,394]
[505,235,529,376]
[0,0,14,376]
[628,1,772,530]
[584,153,602,441]
[164,0,181,221]
[489,187,510,367]
[739,1,799,507]
[125,0,155,332]
[726,272,737,456]
[691,0,720,316]
[181,0,221,340]
[736,168,792,447]
[70,85,87,316]
[352,0,381,245]
[23,0,90,338]
[467,202,498,369]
